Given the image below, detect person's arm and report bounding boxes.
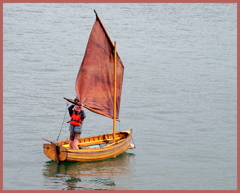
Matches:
[68,104,74,117]
[80,110,86,120]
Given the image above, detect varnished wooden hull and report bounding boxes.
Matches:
[43,129,133,162]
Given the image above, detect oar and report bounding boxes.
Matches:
[42,138,57,144]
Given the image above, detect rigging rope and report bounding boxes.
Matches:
[118,121,136,148]
[131,133,136,148]
[56,102,69,141]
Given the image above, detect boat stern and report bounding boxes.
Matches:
[43,143,67,162]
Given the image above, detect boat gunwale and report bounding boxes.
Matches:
[57,130,131,145]
[64,130,132,154]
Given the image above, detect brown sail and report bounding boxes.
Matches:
[75,11,124,120]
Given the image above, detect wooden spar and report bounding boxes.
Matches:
[113,41,117,142]
[84,105,120,121]
[63,97,120,121]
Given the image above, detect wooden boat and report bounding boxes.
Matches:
[43,130,133,162]
[43,10,134,163]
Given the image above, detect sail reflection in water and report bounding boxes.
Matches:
[42,153,135,190]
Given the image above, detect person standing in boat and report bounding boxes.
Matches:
[68,100,86,149]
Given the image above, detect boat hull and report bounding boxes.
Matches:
[43,129,133,162]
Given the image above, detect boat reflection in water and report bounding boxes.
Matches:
[42,152,135,190]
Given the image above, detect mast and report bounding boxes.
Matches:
[113,41,117,142]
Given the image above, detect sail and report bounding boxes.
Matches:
[75,11,124,120]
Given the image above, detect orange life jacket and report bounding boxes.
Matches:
[70,110,82,126]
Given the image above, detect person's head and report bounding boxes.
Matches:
[74,105,81,111]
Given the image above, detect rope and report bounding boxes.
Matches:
[118,122,136,148]
[56,102,69,141]
[131,135,136,148]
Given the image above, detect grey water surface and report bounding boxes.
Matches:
[3,3,236,190]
